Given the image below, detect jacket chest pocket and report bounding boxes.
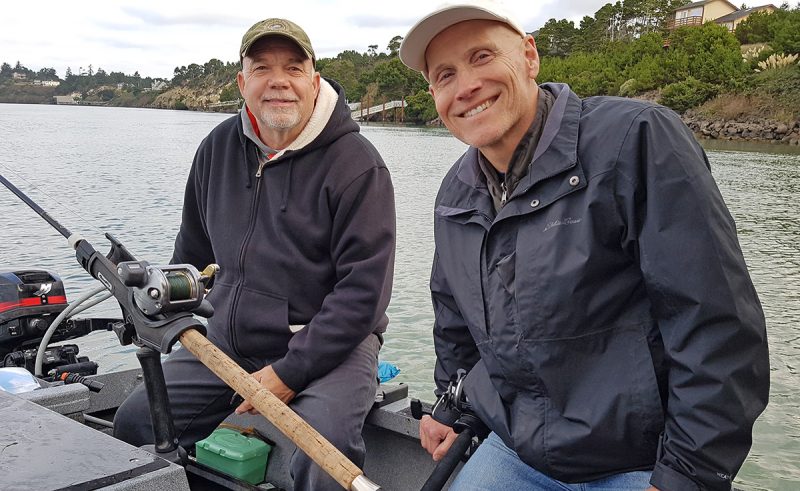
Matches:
[502,189,602,339]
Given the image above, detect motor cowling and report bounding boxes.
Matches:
[0,270,68,354]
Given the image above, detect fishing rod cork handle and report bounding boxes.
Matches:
[178,329,380,490]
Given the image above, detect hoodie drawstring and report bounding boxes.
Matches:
[243,143,253,189]
[280,160,292,212]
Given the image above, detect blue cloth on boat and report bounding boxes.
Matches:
[377,361,399,383]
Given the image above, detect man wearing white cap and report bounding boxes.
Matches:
[399,2,769,490]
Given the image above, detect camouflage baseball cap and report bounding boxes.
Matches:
[240,18,316,65]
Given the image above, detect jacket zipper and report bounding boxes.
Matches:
[500,181,508,208]
[228,152,265,357]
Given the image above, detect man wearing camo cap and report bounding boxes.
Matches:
[115,18,396,491]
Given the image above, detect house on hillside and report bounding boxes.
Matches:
[668,1,777,31]
[668,0,738,29]
[714,5,777,31]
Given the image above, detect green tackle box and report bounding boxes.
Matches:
[195,427,272,484]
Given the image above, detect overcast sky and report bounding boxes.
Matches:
[2,0,613,79]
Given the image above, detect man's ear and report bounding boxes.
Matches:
[236,71,246,97]
[524,35,540,80]
[312,71,321,97]
[428,85,435,98]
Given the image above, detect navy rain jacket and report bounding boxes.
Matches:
[430,83,769,491]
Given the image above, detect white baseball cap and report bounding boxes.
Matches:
[399,1,527,77]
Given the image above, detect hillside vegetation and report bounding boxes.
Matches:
[2,3,799,130]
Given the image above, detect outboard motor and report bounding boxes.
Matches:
[0,270,68,356]
[0,270,108,387]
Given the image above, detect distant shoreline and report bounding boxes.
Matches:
[683,114,800,146]
[2,99,799,146]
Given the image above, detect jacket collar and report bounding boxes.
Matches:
[454,83,580,194]
[518,83,580,191]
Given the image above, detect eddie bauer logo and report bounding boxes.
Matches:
[543,217,582,232]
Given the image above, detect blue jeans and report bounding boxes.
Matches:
[450,433,652,490]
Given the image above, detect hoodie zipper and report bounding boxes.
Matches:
[256,160,267,177]
[228,151,266,357]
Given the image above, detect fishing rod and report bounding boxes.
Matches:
[0,172,381,491]
[1,171,207,352]
[0,173,73,240]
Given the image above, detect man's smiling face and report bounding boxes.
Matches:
[426,19,540,165]
[238,36,320,147]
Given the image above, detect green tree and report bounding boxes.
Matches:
[669,24,747,86]
[659,76,718,112]
[219,83,240,102]
[405,89,438,123]
[769,8,800,54]
[572,15,599,52]
[319,59,360,100]
[204,58,225,75]
[94,68,108,84]
[370,57,425,101]
[537,18,579,56]
[387,36,403,57]
[36,67,58,80]
[735,10,773,43]
[12,61,35,78]
[539,51,622,96]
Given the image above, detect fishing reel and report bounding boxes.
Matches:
[411,368,487,437]
[117,261,216,317]
[433,369,486,435]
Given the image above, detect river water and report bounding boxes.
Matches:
[0,103,798,490]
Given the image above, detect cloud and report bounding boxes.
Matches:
[1,0,616,79]
[118,6,248,28]
[79,34,154,51]
[346,13,426,29]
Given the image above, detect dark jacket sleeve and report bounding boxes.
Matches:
[618,107,770,491]
[171,143,215,269]
[430,250,481,397]
[270,164,395,392]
